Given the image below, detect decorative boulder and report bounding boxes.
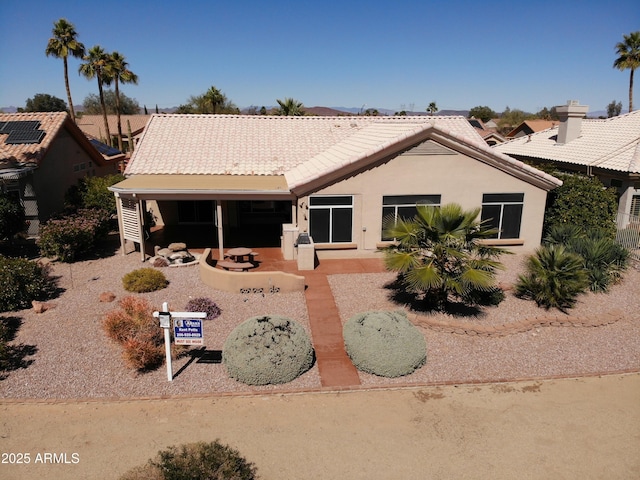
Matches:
[343,310,427,378]
[223,315,314,385]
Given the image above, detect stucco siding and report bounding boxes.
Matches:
[298,145,548,252]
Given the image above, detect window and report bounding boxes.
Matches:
[631,195,640,218]
[381,195,441,240]
[481,193,524,239]
[309,196,353,243]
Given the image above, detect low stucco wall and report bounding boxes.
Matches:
[199,248,306,293]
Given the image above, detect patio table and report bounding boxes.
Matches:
[225,247,258,263]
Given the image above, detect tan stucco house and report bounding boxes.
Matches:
[0,112,121,235]
[109,114,561,261]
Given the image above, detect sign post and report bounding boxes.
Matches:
[153,302,206,382]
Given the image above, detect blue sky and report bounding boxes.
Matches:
[0,0,638,114]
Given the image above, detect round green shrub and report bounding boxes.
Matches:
[223,315,314,385]
[0,255,55,312]
[343,310,427,378]
[119,440,257,480]
[122,268,168,293]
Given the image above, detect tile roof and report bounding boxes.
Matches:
[0,112,69,165]
[494,111,640,174]
[76,114,151,138]
[125,114,484,177]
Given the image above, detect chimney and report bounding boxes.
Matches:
[555,100,588,144]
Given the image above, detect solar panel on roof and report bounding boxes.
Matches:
[1,121,46,145]
[89,139,121,156]
[5,130,46,145]
[0,121,41,134]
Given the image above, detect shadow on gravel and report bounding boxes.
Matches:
[0,316,38,380]
[172,348,223,379]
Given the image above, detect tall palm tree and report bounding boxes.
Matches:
[105,51,138,151]
[79,46,111,144]
[45,18,85,123]
[205,86,224,114]
[276,97,304,116]
[613,31,640,112]
[382,203,507,310]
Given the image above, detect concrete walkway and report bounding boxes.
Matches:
[263,252,388,388]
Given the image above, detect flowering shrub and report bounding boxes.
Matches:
[0,255,55,312]
[184,297,221,320]
[38,209,110,262]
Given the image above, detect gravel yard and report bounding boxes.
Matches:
[1,248,638,400]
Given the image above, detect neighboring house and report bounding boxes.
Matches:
[506,119,559,138]
[109,114,561,261]
[494,101,640,224]
[0,112,121,235]
[76,114,150,151]
[468,118,506,146]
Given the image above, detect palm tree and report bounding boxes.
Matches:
[426,102,438,115]
[382,203,507,310]
[105,51,138,151]
[613,31,640,112]
[45,18,85,123]
[205,86,224,114]
[276,97,304,116]
[79,46,111,144]
[515,244,588,311]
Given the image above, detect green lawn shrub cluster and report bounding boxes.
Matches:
[184,297,222,320]
[38,208,111,262]
[343,310,426,378]
[223,315,314,385]
[122,268,168,293]
[119,440,257,480]
[103,296,165,371]
[0,255,55,312]
[515,226,630,310]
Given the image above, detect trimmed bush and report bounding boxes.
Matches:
[0,255,55,312]
[38,209,110,262]
[515,244,589,310]
[343,310,427,378]
[223,315,314,385]
[122,268,168,293]
[0,193,26,242]
[119,440,257,480]
[185,297,222,320]
[103,296,165,371]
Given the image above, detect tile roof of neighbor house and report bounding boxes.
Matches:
[506,119,559,137]
[76,114,151,139]
[123,114,561,192]
[494,110,640,174]
[0,112,105,168]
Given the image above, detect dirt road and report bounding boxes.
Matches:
[1,374,639,480]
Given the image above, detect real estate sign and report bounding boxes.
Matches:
[173,318,204,345]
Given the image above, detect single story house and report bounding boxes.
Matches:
[506,119,559,138]
[76,114,150,152]
[109,114,561,261]
[0,112,121,235]
[494,101,640,224]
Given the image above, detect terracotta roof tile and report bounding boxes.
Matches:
[0,112,68,165]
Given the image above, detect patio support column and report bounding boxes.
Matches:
[136,197,146,262]
[291,200,297,224]
[217,202,224,259]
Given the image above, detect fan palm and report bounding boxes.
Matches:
[276,97,304,116]
[205,86,224,114]
[79,46,111,144]
[45,18,85,123]
[515,244,589,311]
[613,31,640,112]
[105,52,138,151]
[382,203,507,310]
